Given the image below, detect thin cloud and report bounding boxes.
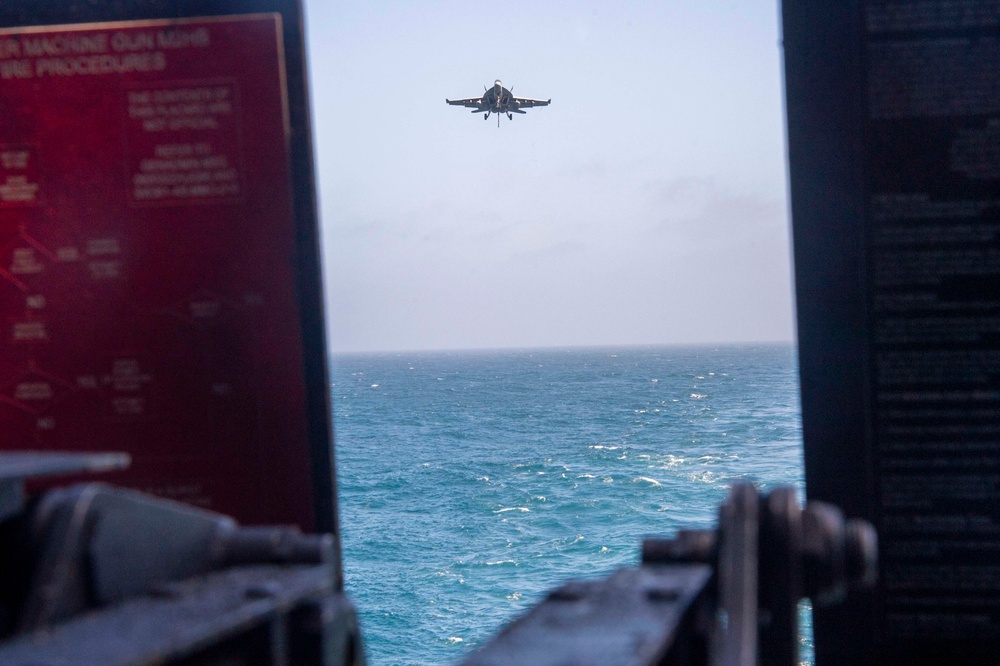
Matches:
[643,176,785,240]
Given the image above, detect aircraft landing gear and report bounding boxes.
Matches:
[484,113,488,120]
[507,113,512,120]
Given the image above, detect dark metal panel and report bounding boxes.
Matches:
[784,0,1000,662]
[459,565,712,666]
[781,1,877,662]
[0,565,335,665]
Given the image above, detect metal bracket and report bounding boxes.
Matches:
[462,483,877,666]
[0,453,364,665]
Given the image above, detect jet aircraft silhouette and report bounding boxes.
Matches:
[446,80,551,127]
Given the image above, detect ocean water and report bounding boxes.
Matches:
[331,344,805,665]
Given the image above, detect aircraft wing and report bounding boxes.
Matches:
[446,97,484,109]
[512,97,551,108]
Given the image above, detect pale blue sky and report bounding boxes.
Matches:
[305,0,794,353]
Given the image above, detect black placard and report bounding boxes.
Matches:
[785,0,1000,662]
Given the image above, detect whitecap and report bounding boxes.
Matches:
[447,637,464,644]
[650,378,659,383]
[371,384,379,388]
[589,445,620,450]
[602,477,614,483]
[571,535,585,543]
[494,507,530,513]
[487,559,517,566]
[690,393,706,399]
[578,473,596,479]
[633,476,662,487]
[531,495,546,501]
[600,546,610,553]
[476,476,490,482]
[660,454,685,469]
[506,592,522,601]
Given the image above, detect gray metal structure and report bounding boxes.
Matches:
[0,453,871,665]
[460,483,877,666]
[0,453,364,666]
[446,80,551,126]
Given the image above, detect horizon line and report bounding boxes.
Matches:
[327,338,797,356]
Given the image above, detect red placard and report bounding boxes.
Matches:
[0,15,316,528]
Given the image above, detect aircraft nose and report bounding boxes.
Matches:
[494,79,502,88]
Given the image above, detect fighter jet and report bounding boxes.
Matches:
[446,80,551,127]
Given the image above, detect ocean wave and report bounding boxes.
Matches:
[332,344,805,666]
[689,470,725,484]
[659,454,686,468]
[632,476,662,487]
[698,454,739,463]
